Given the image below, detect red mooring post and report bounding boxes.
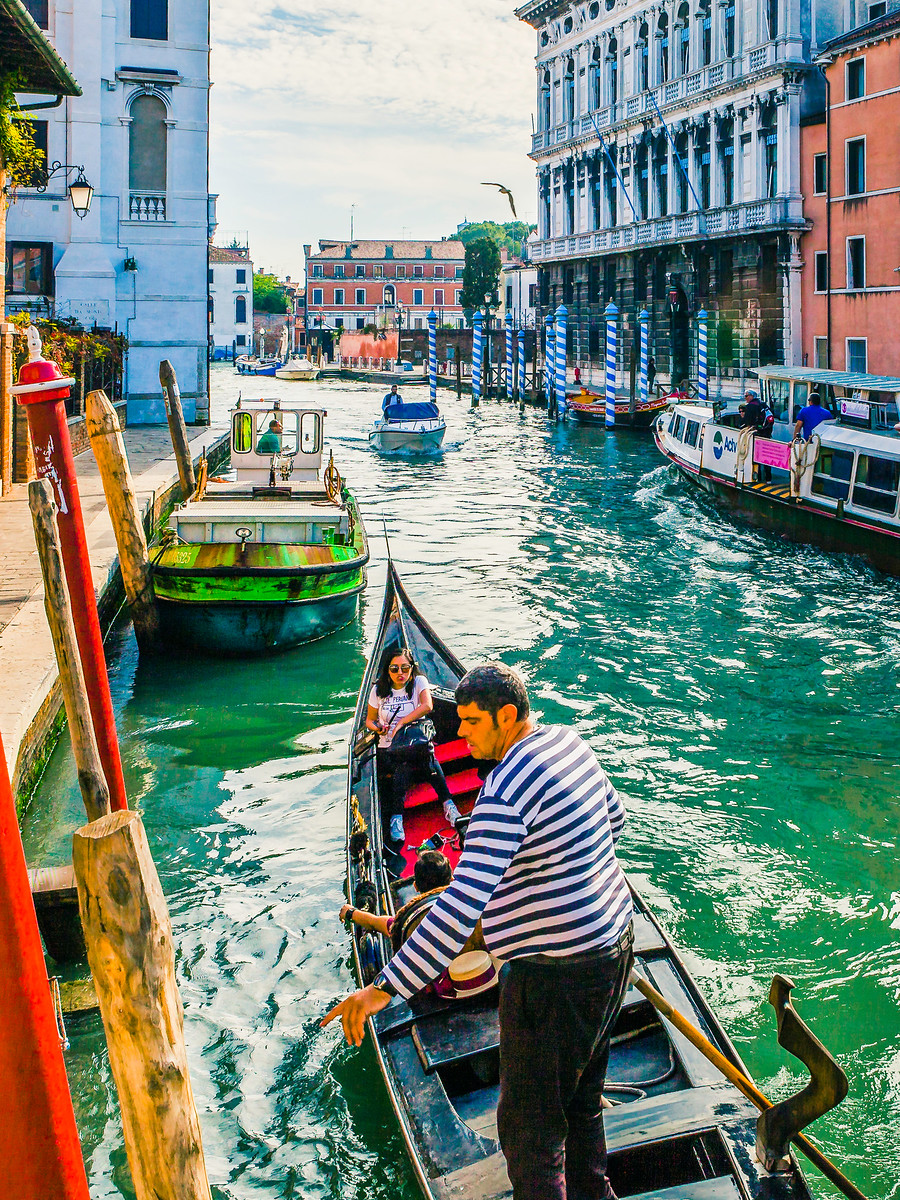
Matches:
[0,731,92,1199]
[11,327,128,811]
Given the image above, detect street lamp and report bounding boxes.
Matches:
[37,161,94,218]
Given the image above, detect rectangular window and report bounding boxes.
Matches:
[683,419,700,448]
[846,58,865,101]
[6,242,53,295]
[455,266,464,278]
[355,288,366,304]
[413,264,424,277]
[814,153,827,195]
[434,265,444,277]
[131,0,167,40]
[22,0,49,28]
[847,337,867,372]
[355,264,366,277]
[19,120,48,187]
[814,336,829,368]
[869,1,887,16]
[812,447,854,500]
[846,138,865,195]
[334,316,344,329]
[373,264,383,277]
[455,289,462,304]
[852,452,899,514]
[356,317,365,330]
[208,268,214,284]
[847,237,865,289]
[236,268,246,284]
[236,334,246,347]
[333,264,344,278]
[396,265,406,277]
[414,317,423,329]
[815,251,828,292]
[311,287,323,305]
[413,288,424,305]
[434,288,445,305]
[312,264,323,278]
[334,288,345,305]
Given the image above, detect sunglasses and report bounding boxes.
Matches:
[389,663,412,674]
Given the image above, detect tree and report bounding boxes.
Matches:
[459,238,502,320]
[453,220,536,257]
[253,272,288,314]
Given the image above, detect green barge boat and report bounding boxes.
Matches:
[152,401,368,653]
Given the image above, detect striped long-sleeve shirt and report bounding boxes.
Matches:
[378,725,633,999]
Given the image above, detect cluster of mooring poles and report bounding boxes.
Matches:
[2,327,212,1200]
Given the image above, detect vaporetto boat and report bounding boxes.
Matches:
[654,365,900,577]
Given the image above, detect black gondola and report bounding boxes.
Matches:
[343,563,832,1200]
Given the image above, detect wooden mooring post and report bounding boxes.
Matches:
[86,389,160,652]
[29,479,112,823]
[73,809,213,1200]
[159,360,195,498]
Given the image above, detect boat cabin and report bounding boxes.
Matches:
[228,400,326,484]
[755,366,900,434]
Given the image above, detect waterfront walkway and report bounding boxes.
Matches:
[0,422,228,801]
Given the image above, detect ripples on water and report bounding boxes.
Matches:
[22,367,900,1198]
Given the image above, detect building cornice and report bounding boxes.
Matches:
[515,0,570,30]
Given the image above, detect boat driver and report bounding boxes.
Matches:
[382,384,403,413]
[794,392,833,441]
[256,419,283,454]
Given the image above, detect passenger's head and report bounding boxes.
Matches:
[456,662,530,761]
[375,644,419,698]
[809,391,822,406]
[414,849,452,892]
[744,389,759,403]
[269,419,282,432]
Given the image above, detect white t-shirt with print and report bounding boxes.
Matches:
[369,675,429,749]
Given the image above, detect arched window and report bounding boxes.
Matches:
[129,94,167,192]
[657,13,669,83]
[383,284,396,307]
[607,37,618,105]
[564,59,575,122]
[235,295,246,324]
[541,71,552,129]
[638,23,649,91]
[677,3,690,75]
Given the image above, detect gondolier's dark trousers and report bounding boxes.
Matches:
[497,924,634,1200]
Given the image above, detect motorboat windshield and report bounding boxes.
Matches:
[383,401,441,423]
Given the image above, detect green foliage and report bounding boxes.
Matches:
[454,220,535,257]
[460,238,502,317]
[253,272,289,314]
[0,74,45,188]
[10,313,127,377]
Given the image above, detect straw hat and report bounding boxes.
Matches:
[433,951,499,1001]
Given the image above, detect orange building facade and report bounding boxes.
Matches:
[801,12,900,377]
[303,240,466,345]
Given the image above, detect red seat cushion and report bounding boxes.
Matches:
[434,738,471,766]
[405,767,483,810]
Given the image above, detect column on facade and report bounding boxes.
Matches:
[668,121,680,213]
[775,83,799,199]
[685,121,699,211]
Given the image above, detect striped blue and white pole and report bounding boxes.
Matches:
[472,310,484,406]
[605,302,618,428]
[544,313,555,408]
[697,308,708,406]
[638,308,650,409]
[428,309,438,404]
[505,312,514,399]
[517,329,526,401]
[554,304,568,421]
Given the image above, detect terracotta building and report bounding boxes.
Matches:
[304,240,466,355]
[801,10,900,375]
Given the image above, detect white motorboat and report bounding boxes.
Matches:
[276,357,321,381]
[368,399,447,453]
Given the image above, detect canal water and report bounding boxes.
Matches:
[22,365,900,1199]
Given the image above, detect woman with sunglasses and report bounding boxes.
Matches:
[367,647,462,845]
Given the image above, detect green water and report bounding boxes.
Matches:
[22,366,900,1199]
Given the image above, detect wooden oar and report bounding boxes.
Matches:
[630,972,868,1200]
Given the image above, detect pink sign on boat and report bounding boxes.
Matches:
[753,439,791,470]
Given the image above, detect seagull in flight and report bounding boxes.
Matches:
[481,182,518,220]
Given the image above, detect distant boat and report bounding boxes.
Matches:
[276,356,321,381]
[566,387,670,429]
[236,355,282,376]
[369,399,446,453]
[151,399,368,653]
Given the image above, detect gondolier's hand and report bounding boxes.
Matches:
[321,983,393,1046]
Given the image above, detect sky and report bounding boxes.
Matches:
[209,0,539,281]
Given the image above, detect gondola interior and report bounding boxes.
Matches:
[345,565,815,1200]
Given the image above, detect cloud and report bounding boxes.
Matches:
[210,0,538,277]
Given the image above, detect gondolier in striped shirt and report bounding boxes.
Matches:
[323,662,634,1200]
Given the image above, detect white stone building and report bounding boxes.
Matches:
[7,0,212,422]
[500,237,540,327]
[208,244,253,359]
[515,0,900,386]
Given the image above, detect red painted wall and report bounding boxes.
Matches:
[801,30,900,375]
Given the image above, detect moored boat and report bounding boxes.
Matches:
[275,356,321,381]
[369,398,447,453]
[151,400,368,653]
[654,364,900,576]
[236,355,282,376]
[344,563,844,1200]
[567,387,671,429]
